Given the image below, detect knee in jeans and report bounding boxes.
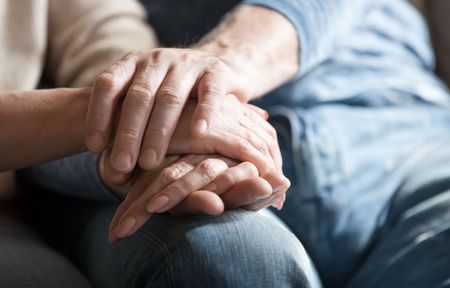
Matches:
[128,210,317,288]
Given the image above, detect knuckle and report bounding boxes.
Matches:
[128,83,154,109]
[88,110,108,123]
[117,127,140,141]
[161,167,182,183]
[255,139,270,154]
[199,80,223,97]
[151,48,172,61]
[198,159,220,180]
[147,126,170,140]
[241,162,258,177]
[151,49,163,61]
[219,173,234,186]
[237,139,252,155]
[95,72,118,91]
[180,53,196,63]
[158,87,184,106]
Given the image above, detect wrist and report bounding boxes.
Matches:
[194,5,298,99]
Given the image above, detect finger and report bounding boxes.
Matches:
[85,53,138,152]
[254,119,283,171]
[191,72,227,137]
[211,132,274,175]
[168,190,224,216]
[239,116,277,169]
[145,158,229,213]
[109,60,168,173]
[246,103,269,120]
[261,170,291,195]
[102,148,134,187]
[245,189,287,211]
[202,161,258,195]
[109,155,206,242]
[242,105,282,170]
[108,156,180,240]
[244,172,290,211]
[139,67,198,169]
[221,177,273,209]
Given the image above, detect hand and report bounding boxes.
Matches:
[108,154,290,243]
[85,48,252,175]
[101,95,281,186]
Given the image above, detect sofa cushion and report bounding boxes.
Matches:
[412,0,450,87]
[427,0,450,88]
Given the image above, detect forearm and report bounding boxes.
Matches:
[242,0,374,75]
[195,5,298,100]
[0,88,89,171]
[4,88,118,202]
[196,0,376,99]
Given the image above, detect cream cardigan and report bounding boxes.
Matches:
[0,0,157,91]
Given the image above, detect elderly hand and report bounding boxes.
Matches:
[100,95,281,186]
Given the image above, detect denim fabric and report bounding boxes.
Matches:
[0,224,92,287]
[268,103,450,286]
[20,152,118,202]
[347,144,450,288]
[21,194,321,288]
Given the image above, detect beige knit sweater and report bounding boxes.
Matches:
[0,0,158,199]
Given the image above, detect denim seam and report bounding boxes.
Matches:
[268,105,308,195]
[135,229,175,288]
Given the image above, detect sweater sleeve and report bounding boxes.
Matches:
[242,0,376,76]
[46,0,158,87]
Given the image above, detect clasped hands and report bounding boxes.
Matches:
[84,49,290,243]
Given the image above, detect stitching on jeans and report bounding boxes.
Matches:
[131,229,175,288]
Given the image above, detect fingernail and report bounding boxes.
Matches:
[115,216,136,239]
[194,119,208,135]
[112,151,132,172]
[276,201,283,210]
[146,195,170,213]
[141,148,157,168]
[86,131,104,151]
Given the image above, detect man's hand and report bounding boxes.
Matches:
[107,154,290,243]
[101,95,281,186]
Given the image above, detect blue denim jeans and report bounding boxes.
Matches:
[21,195,321,288]
[267,100,450,287]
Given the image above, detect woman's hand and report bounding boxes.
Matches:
[107,154,290,243]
